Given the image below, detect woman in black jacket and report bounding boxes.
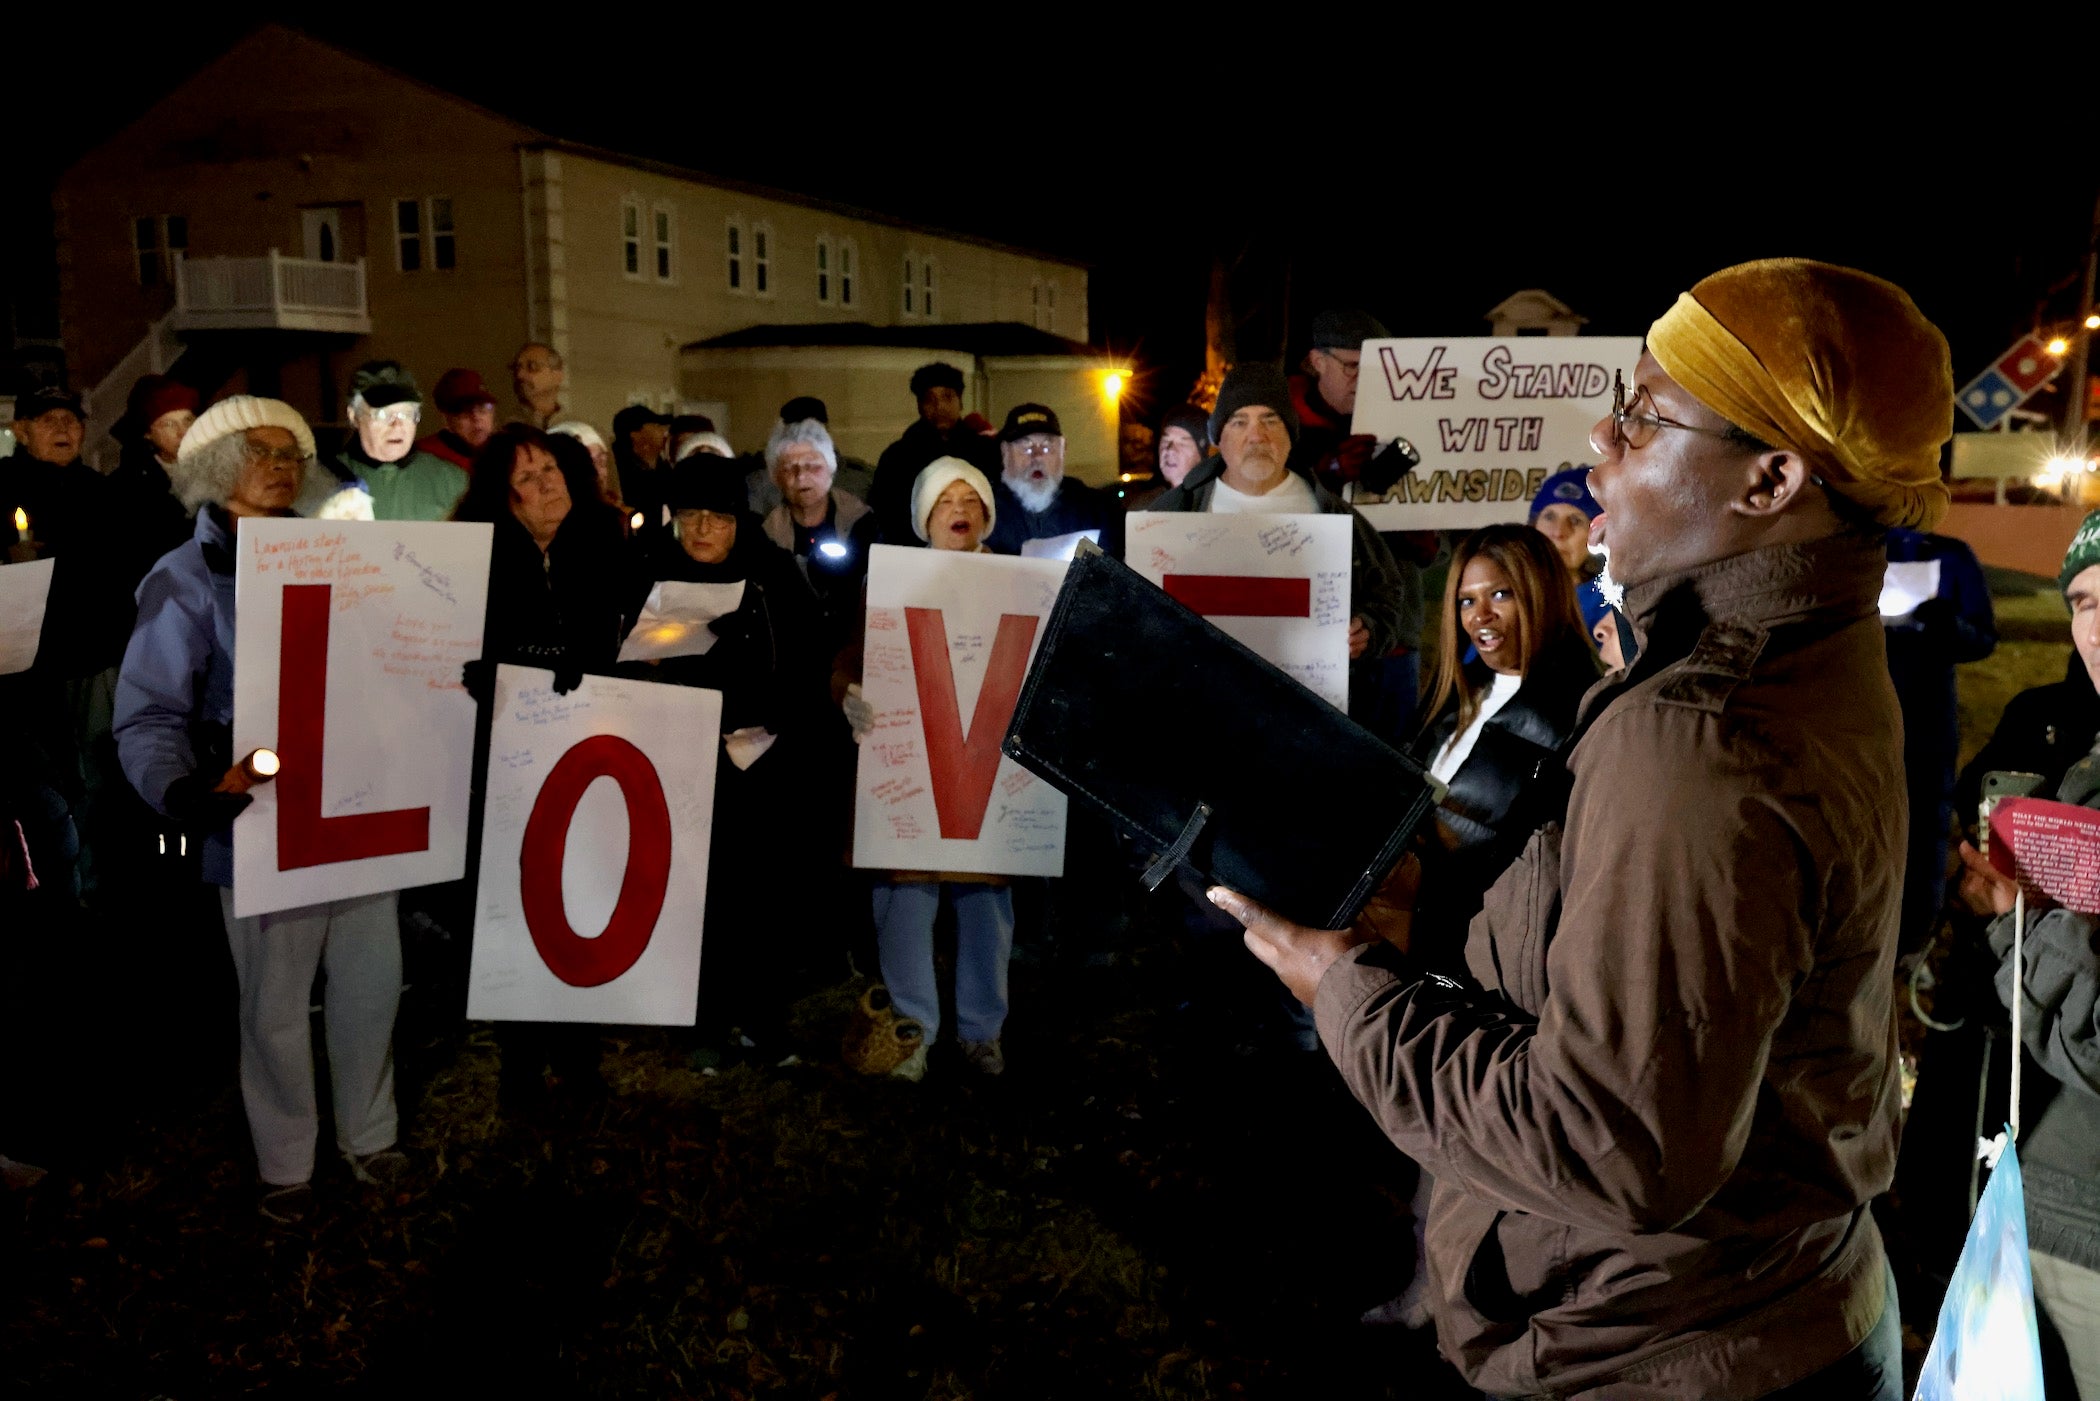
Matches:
[1410,524,1599,974]
[452,426,632,1107]
[1365,523,1597,1330]
[621,457,839,1056]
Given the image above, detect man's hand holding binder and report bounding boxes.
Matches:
[1210,853,1422,1007]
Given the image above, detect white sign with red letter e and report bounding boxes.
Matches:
[231,519,491,918]
[1126,513,1352,711]
[467,666,719,1026]
[853,545,1067,878]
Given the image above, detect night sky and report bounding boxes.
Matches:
[7,21,2092,424]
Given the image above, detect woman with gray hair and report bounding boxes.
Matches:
[114,396,407,1225]
[761,416,871,650]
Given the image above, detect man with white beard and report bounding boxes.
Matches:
[983,404,1122,557]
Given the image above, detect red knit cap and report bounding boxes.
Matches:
[432,368,497,414]
[131,375,199,426]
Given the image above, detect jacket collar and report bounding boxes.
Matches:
[1622,531,1886,652]
[1177,454,1333,507]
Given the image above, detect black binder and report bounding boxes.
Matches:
[1002,542,1442,930]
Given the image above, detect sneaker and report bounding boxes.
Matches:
[348,1149,409,1189]
[258,1182,314,1224]
[960,1039,1005,1077]
[889,1044,928,1082]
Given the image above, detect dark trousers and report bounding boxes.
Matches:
[1762,1261,1903,1401]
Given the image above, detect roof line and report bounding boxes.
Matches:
[526,138,1091,270]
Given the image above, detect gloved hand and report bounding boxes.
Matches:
[162,771,252,835]
[1907,596,1956,637]
[1331,434,1378,483]
[1360,437,1421,495]
[460,659,495,703]
[842,683,875,744]
[551,667,585,696]
[708,607,760,648]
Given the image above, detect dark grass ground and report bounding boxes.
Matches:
[4,569,2075,1399]
[3,882,1463,1400]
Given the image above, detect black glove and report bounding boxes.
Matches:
[162,772,252,835]
[1908,596,1957,637]
[1360,438,1421,495]
[461,659,496,703]
[708,608,761,649]
[551,667,585,696]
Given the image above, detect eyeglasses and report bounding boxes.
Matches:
[363,404,421,426]
[243,443,307,468]
[1011,438,1059,458]
[1608,369,1742,451]
[677,510,737,532]
[1316,350,1362,377]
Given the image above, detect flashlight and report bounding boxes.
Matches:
[236,748,281,789]
[630,510,645,531]
[818,541,849,561]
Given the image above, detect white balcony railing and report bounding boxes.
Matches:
[173,251,371,334]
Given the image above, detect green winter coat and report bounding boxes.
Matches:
[341,447,468,523]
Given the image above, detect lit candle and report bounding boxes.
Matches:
[630,510,645,531]
[12,508,26,543]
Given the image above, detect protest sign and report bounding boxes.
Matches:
[853,544,1067,877]
[1126,513,1352,711]
[1019,530,1099,562]
[0,558,54,675]
[467,666,718,1026]
[1989,796,2100,915]
[231,519,491,917]
[1347,336,1641,530]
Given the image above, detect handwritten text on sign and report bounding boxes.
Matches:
[232,519,491,918]
[468,667,719,1025]
[1127,514,1352,711]
[1347,336,1642,530]
[853,545,1067,877]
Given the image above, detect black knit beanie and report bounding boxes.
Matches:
[1207,363,1299,445]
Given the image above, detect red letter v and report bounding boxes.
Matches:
[904,607,1038,841]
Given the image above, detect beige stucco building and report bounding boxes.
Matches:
[53,25,1114,477]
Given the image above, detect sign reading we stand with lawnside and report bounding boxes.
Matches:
[1348,337,1642,530]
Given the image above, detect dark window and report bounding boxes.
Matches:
[431,198,455,270]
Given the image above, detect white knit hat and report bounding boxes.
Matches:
[549,420,606,452]
[177,395,316,463]
[911,457,996,542]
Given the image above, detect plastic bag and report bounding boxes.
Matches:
[1913,1134,2046,1400]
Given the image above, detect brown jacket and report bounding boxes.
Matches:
[1317,534,1903,1399]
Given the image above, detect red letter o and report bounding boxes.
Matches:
[518,735,673,988]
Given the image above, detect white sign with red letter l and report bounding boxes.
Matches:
[231,519,491,917]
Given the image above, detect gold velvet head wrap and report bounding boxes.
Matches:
[1645,258,1953,531]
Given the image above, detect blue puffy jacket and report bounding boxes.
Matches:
[113,507,237,885]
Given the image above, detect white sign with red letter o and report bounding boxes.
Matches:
[467,665,720,1026]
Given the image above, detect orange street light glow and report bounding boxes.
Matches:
[1102,371,1126,401]
[2087,315,2100,330]
[2048,337,2071,356]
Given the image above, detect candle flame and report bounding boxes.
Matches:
[12,508,24,532]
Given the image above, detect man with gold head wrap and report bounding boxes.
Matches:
[1205,260,1947,1399]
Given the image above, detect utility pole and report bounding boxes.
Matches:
[2064,186,2100,444]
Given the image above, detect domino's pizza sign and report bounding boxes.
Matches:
[1959,335,2060,430]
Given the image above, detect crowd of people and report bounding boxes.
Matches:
[7,258,2100,1398]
